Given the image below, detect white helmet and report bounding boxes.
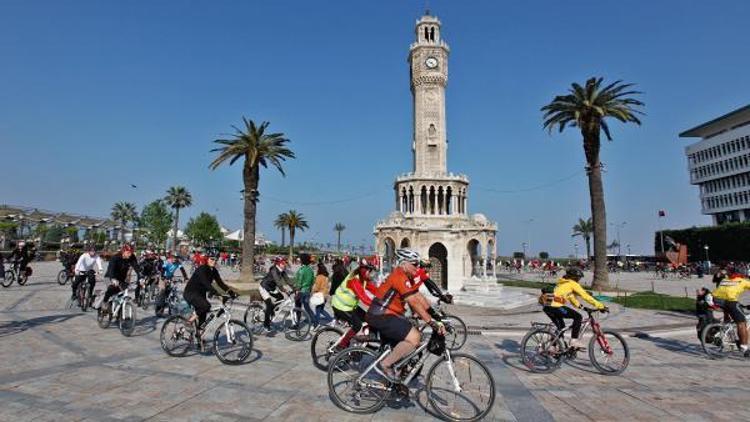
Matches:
[395,248,420,265]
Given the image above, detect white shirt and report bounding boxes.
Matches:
[75,253,103,274]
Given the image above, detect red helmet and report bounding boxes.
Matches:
[121,244,133,253]
[273,256,287,265]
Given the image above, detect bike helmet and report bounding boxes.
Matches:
[564,267,584,281]
[395,248,421,265]
[358,258,376,270]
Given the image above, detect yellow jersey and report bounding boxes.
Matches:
[546,278,605,309]
[713,276,750,301]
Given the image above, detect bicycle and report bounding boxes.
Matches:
[160,295,254,365]
[96,281,138,337]
[700,304,750,359]
[57,262,75,285]
[155,278,190,317]
[327,329,496,421]
[69,270,96,312]
[1,263,14,288]
[410,297,468,351]
[521,307,629,375]
[3,260,31,287]
[243,290,311,341]
[311,320,382,370]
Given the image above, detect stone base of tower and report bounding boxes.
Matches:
[374,211,497,294]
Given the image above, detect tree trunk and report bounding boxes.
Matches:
[289,228,295,264]
[586,158,609,290]
[281,228,286,247]
[241,164,259,283]
[337,231,341,252]
[172,208,180,254]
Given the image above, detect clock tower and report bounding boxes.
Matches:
[375,12,497,296]
[409,14,450,176]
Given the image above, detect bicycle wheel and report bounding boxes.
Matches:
[243,301,266,335]
[1,270,13,288]
[311,326,345,370]
[283,308,311,341]
[160,315,194,357]
[588,330,630,375]
[442,314,468,351]
[119,301,137,337]
[97,306,112,329]
[78,285,88,312]
[426,352,496,422]
[701,322,734,360]
[213,319,254,365]
[17,271,29,285]
[57,269,69,285]
[327,346,389,414]
[520,328,564,373]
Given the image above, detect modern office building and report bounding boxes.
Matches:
[681,104,750,224]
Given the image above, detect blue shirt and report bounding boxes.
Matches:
[163,262,183,278]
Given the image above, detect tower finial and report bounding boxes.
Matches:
[425,0,430,15]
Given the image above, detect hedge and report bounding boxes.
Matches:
[655,222,750,262]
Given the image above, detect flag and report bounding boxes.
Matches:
[658,210,666,217]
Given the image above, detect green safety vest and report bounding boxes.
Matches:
[332,273,358,312]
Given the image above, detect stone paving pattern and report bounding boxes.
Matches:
[2,263,750,421]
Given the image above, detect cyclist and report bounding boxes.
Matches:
[539,267,608,349]
[183,253,238,337]
[99,245,140,310]
[71,246,102,301]
[295,253,316,328]
[7,240,33,277]
[366,249,445,382]
[711,265,750,357]
[155,254,189,316]
[259,256,294,331]
[331,258,379,347]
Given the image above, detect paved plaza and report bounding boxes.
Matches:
[2,262,750,421]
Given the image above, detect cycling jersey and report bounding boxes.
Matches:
[370,267,419,316]
[713,275,750,301]
[74,253,103,274]
[543,278,604,309]
[163,262,183,278]
[331,275,377,312]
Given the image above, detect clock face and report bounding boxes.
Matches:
[425,57,438,69]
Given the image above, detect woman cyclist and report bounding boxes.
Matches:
[183,253,237,337]
[331,258,379,348]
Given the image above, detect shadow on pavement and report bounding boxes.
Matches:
[633,333,707,358]
[131,315,159,337]
[0,313,83,337]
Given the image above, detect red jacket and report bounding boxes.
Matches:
[348,276,378,307]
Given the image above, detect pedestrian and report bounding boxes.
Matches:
[311,262,333,328]
[329,258,347,296]
[295,253,315,326]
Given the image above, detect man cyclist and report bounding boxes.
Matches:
[259,257,294,332]
[295,253,316,328]
[99,245,140,309]
[7,241,33,278]
[366,249,445,382]
[71,246,102,302]
[712,265,750,357]
[155,254,189,316]
[540,267,608,349]
[331,258,379,348]
[183,253,237,337]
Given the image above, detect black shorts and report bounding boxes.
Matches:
[184,290,210,316]
[715,299,747,323]
[366,314,412,345]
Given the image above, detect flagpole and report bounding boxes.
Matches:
[658,211,665,256]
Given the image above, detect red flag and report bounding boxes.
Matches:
[658,210,666,217]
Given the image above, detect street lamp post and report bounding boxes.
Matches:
[574,243,579,258]
[704,245,710,269]
[522,242,528,258]
[610,221,626,258]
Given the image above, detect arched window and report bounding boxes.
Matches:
[421,186,427,214]
[446,186,453,214]
[424,27,429,41]
[429,186,436,215]
[408,186,415,213]
[437,186,444,215]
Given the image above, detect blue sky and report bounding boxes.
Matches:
[1,0,749,257]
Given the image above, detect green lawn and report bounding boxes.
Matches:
[611,291,695,312]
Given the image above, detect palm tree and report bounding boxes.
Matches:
[334,223,346,252]
[164,186,193,254]
[285,210,308,262]
[274,213,290,247]
[210,118,295,277]
[572,217,593,259]
[111,201,137,243]
[542,77,644,289]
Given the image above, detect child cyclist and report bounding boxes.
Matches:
[539,267,609,348]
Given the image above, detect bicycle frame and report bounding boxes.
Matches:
[201,298,236,341]
[535,309,613,355]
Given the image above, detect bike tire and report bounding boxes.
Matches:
[311,326,345,370]
[1,270,13,288]
[17,271,29,285]
[700,322,732,360]
[243,301,266,335]
[284,308,311,341]
[78,285,88,312]
[160,315,193,357]
[442,314,468,351]
[327,346,389,414]
[213,319,254,365]
[588,330,630,375]
[57,269,69,285]
[119,300,137,337]
[520,328,564,373]
[97,307,112,329]
[426,352,496,422]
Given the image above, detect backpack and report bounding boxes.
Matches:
[538,284,555,306]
